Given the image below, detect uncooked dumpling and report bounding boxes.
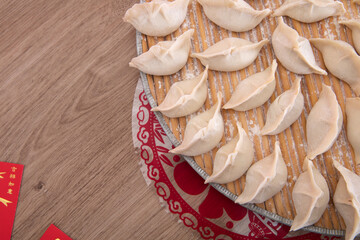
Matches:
[197,0,271,32]
[340,20,360,55]
[152,66,208,118]
[261,77,304,135]
[205,122,254,184]
[346,98,360,165]
[291,158,329,231]
[310,38,360,95]
[170,93,224,156]
[333,160,360,240]
[273,0,345,23]
[223,60,277,111]
[191,38,269,72]
[129,29,194,76]
[123,0,190,37]
[235,141,287,204]
[306,84,343,160]
[272,17,327,75]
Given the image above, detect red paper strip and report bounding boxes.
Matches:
[40,224,72,240]
[0,162,24,240]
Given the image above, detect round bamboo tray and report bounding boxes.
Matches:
[136,0,360,236]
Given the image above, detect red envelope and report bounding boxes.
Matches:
[0,162,24,240]
[40,224,72,240]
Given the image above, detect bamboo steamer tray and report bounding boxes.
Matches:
[136,0,360,236]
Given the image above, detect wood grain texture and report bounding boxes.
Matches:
[0,0,199,239]
[143,0,359,232]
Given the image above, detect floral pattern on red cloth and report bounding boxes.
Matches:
[134,88,341,240]
[174,161,247,222]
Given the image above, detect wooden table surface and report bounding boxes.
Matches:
[0,1,199,239]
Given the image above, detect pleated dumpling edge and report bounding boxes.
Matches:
[123,0,191,37]
[197,0,271,32]
[205,122,254,184]
[273,0,345,23]
[151,65,209,118]
[261,77,304,135]
[235,141,287,204]
[310,38,360,96]
[272,17,327,75]
[333,160,360,240]
[129,29,194,76]
[169,92,224,156]
[191,37,269,72]
[306,84,343,160]
[346,97,360,165]
[223,59,277,111]
[291,158,330,231]
[339,20,360,55]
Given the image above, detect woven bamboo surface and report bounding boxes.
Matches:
[140,0,360,232]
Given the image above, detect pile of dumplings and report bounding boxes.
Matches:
[124,0,360,239]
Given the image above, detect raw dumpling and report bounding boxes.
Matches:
[223,60,277,111]
[191,38,269,72]
[235,141,287,204]
[310,38,360,95]
[291,158,330,231]
[123,0,190,37]
[340,20,360,55]
[197,0,271,32]
[306,84,343,160]
[205,122,254,184]
[272,17,327,75]
[129,29,194,76]
[261,77,304,135]
[333,160,360,240]
[273,0,345,23]
[346,98,360,165]
[152,66,208,118]
[170,93,224,156]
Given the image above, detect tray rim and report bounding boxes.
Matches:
[135,28,345,237]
